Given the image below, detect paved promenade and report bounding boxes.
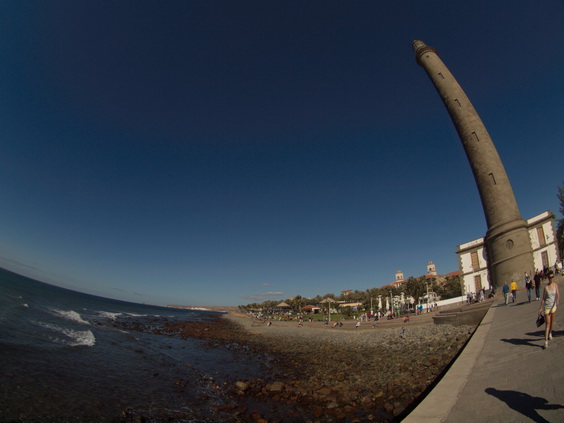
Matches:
[405,275,564,423]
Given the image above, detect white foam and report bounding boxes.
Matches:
[66,329,96,347]
[97,311,151,320]
[36,322,96,347]
[51,309,90,325]
[97,311,122,321]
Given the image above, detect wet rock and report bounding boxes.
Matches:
[384,402,395,413]
[119,311,474,422]
[393,404,406,416]
[235,381,249,392]
[266,381,285,393]
[317,387,332,397]
[217,403,237,411]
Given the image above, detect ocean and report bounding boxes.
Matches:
[0,268,269,422]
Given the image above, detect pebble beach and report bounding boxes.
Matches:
[159,308,477,422]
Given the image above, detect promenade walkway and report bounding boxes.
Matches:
[405,275,564,423]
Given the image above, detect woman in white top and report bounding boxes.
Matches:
[538,271,560,349]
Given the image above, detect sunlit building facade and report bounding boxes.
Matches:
[457,210,559,294]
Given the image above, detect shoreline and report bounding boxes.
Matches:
[162,309,476,421]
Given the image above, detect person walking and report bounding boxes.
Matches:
[502,282,510,306]
[525,273,533,303]
[539,271,560,349]
[534,270,542,300]
[510,280,518,303]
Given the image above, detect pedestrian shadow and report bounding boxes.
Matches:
[512,301,530,306]
[493,301,528,307]
[500,337,542,348]
[485,388,564,422]
[526,329,564,338]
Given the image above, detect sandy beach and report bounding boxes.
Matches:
[160,306,477,422]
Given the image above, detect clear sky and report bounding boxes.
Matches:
[0,1,562,306]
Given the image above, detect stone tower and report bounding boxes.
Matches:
[412,40,533,288]
[427,261,437,276]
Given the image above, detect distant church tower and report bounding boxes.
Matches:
[413,40,534,288]
[427,261,437,276]
[395,270,404,281]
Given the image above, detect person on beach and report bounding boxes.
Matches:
[539,271,559,349]
[502,281,510,305]
[534,270,542,300]
[525,274,533,303]
[510,280,518,303]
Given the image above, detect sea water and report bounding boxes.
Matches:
[0,268,267,422]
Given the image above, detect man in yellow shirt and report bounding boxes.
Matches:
[510,280,518,303]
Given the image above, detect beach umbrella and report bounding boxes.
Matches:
[378,296,382,311]
[385,297,389,311]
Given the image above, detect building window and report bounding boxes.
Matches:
[537,227,546,246]
[474,275,482,292]
[542,251,549,269]
[471,252,479,270]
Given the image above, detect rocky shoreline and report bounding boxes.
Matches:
[154,312,475,422]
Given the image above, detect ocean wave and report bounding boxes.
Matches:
[36,322,96,347]
[96,311,150,320]
[125,312,151,317]
[97,311,122,320]
[51,309,90,325]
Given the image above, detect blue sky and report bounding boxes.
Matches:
[0,1,562,306]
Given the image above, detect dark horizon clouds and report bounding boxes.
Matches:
[0,1,562,305]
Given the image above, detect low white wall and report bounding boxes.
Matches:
[435,296,466,308]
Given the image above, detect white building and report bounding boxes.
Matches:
[456,237,489,295]
[456,210,559,293]
[528,211,559,272]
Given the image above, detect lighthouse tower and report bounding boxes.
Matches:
[412,40,533,288]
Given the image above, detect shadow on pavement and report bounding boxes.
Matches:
[526,329,564,338]
[485,388,564,423]
[493,301,528,308]
[512,301,532,306]
[500,337,543,348]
